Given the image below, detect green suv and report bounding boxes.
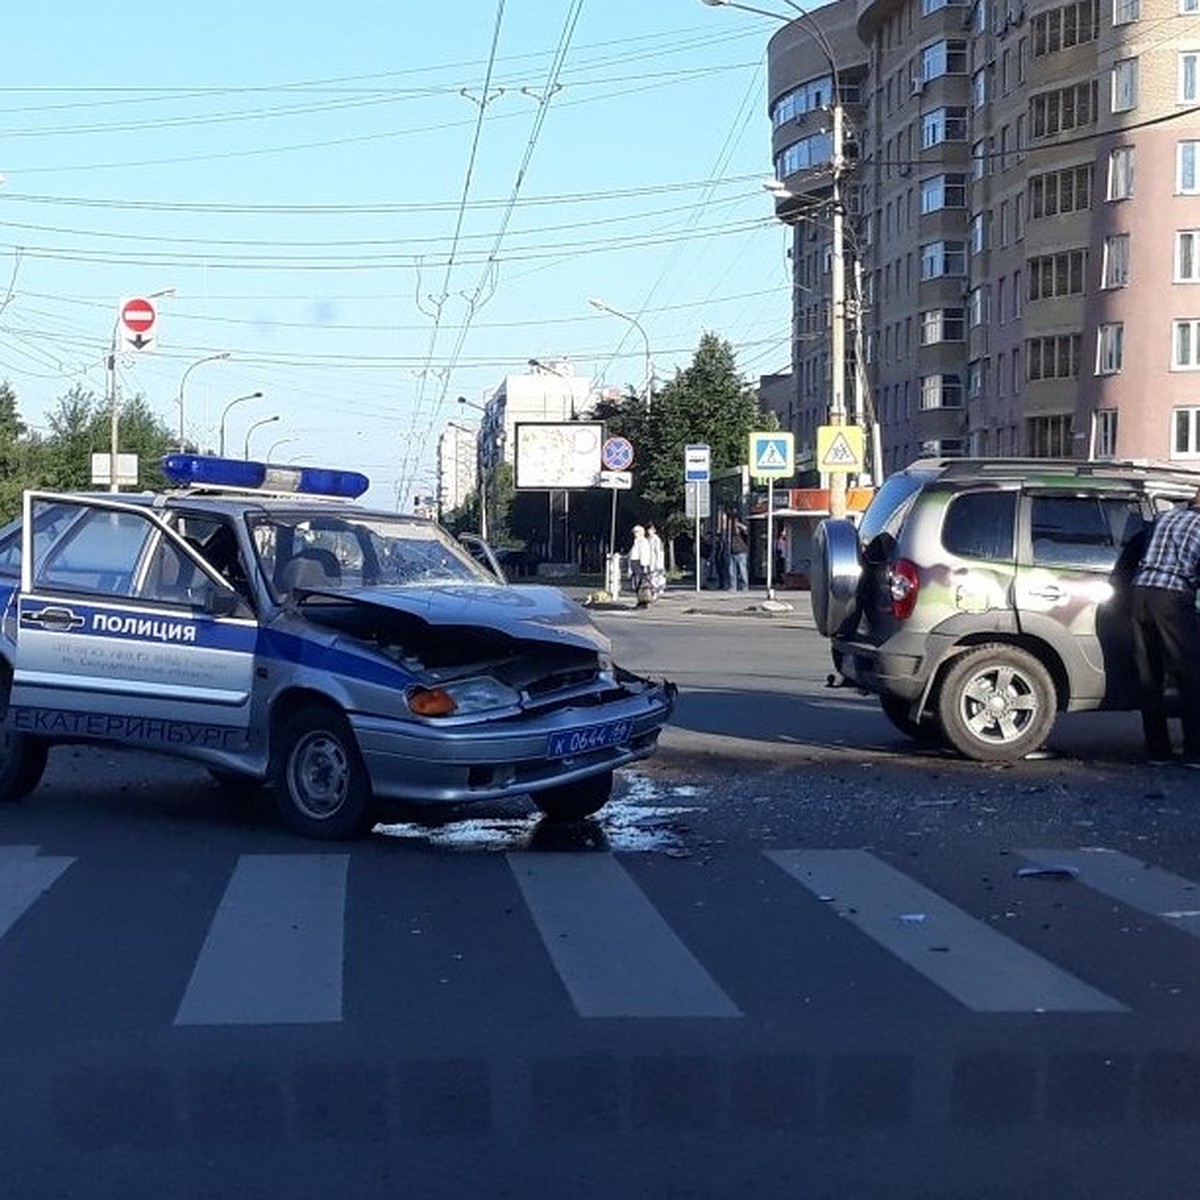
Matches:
[811,458,1200,762]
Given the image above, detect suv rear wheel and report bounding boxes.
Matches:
[879,695,944,747]
[936,644,1055,762]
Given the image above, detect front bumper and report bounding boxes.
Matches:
[351,678,676,803]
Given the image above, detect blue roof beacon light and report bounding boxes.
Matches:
[160,454,370,499]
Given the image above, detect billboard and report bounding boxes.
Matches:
[513,422,605,490]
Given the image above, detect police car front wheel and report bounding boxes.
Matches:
[272,704,373,840]
[0,731,48,802]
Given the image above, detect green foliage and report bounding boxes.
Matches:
[588,333,775,545]
[0,379,177,523]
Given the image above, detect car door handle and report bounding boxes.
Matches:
[1026,584,1066,601]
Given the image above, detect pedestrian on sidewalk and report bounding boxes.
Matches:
[628,523,653,607]
[1130,486,1200,767]
[647,523,666,598]
[726,509,749,591]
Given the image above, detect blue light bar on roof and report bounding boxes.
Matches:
[160,454,370,499]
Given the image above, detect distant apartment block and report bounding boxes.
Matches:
[763,0,1200,475]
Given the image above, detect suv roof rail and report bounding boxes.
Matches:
[910,457,1200,482]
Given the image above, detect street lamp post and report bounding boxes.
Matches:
[702,0,851,517]
[266,436,299,461]
[107,286,174,493]
[243,414,280,459]
[588,298,652,408]
[218,392,264,457]
[176,352,230,452]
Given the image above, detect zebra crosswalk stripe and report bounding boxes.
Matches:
[508,851,741,1018]
[1021,848,1200,936]
[0,845,75,942]
[767,848,1128,1013]
[174,853,348,1026]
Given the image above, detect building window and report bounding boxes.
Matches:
[1182,52,1199,103]
[775,131,835,178]
[1096,323,1125,375]
[920,240,967,278]
[1027,334,1082,380]
[1112,58,1139,112]
[921,106,969,147]
[1101,234,1130,288]
[1173,319,1200,368]
[1029,250,1087,299]
[970,212,987,254]
[1179,141,1199,194]
[1182,0,1199,12]
[1029,164,1093,217]
[968,286,989,327]
[770,74,841,128]
[920,374,964,408]
[919,40,970,82]
[967,359,986,399]
[1031,0,1099,55]
[1107,146,1135,199]
[1113,0,1140,21]
[1028,414,1074,456]
[972,69,988,109]
[920,308,967,343]
[1094,409,1118,458]
[1178,231,1200,281]
[1174,408,1200,456]
[920,173,968,212]
[1031,81,1099,138]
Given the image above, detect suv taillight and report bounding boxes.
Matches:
[889,559,920,620]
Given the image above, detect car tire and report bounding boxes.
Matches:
[879,694,944,747]
[533,770,613,822]
[810,519,862,637]
[0,731,48,802]
[271,704,373,840]
[936,645,1056,762]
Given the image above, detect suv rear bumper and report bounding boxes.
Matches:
[833,637,927,702]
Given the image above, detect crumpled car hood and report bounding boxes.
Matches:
[295,582,609,654]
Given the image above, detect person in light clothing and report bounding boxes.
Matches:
[628,524,652,603]
[646,523,666,597]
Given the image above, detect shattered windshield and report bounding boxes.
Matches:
[249,510,497,598]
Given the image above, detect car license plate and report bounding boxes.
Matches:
[547,717,633,759]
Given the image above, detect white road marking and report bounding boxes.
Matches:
[768,848,1127,1013]
[0,845,75,941]
[175,854,348,1026]
[508,851,741,1018]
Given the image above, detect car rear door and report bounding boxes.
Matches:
[10,493,257,753]
[1013,488,1146,708]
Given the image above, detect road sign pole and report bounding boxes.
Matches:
[766,480,775,600]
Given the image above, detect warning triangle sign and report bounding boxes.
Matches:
[821,432,858,466]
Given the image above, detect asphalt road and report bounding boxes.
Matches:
[3,591,1200,1198]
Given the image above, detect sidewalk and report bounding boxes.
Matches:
[571,581,813,620]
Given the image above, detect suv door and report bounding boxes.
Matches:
[1013,489,1147,708]
[11,494,257,753]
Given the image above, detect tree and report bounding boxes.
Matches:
[587,333,775,562]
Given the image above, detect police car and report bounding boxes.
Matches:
[0,455,676,838]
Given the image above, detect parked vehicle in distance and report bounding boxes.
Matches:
[0,455,675,838]
[810,457,1200,762]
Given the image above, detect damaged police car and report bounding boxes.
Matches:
[0,455,675,838]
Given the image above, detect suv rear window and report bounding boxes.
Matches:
[942,490,1017,560]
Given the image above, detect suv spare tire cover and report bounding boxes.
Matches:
[811,518,862,637]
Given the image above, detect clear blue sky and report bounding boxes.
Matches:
[0,1,792,508]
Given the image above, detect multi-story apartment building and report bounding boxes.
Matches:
[764,0,1200,476]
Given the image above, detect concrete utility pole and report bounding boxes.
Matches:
[828,98,848,519]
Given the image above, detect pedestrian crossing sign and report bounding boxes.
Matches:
[816,425,865,474]
[749,431,794,479]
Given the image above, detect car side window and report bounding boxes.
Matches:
[942,490,1017,561]
[1028,494,1138,569]
[33,504,150,595]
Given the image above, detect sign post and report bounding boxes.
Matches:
[601,436,635,597]
[749,432,794,600]
[684,444,711,593]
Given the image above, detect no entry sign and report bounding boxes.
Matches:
[119,296,158,350]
